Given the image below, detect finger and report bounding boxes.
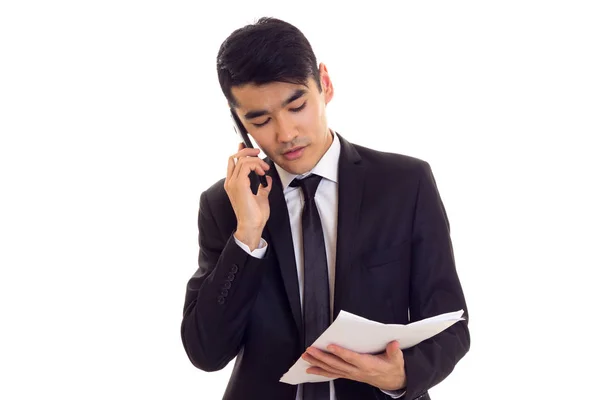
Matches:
[233,160,268,181]
[306,348,358,375]
[306,366,343,379]
[386,341,403,360]
[326,345,364,369]
[238,142,245,151]
[257,174,273,195]
[225,155,236,187]
[302,353,348,377]
[231,147,260,159]
[228,148,265,176]
[233,157,270,180]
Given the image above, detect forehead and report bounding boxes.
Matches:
[231,79,316,110]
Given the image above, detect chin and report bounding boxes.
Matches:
[279,159,312,175]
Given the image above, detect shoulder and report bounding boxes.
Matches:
[202,177,227,200]
[350,141,433,178]
[198,177,233,218]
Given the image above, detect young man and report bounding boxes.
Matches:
[181,17,470,400]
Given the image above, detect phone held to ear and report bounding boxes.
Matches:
[230,108,268,188]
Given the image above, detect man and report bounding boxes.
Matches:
[181,17,470,400]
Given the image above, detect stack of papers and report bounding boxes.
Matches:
[280,309,464,385]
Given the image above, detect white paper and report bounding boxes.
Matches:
[279,309,464,385]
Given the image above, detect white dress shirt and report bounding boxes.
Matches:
[234,130,405,399]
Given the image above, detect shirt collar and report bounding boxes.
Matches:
[274,129,340,191]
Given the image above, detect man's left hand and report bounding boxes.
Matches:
[302,340,407,391]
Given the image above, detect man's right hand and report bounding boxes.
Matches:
[225,143,273,251]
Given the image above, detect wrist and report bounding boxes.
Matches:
[234,226,263,251]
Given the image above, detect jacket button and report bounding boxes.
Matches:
[230,264,239,274]
[226,273,235,281]
[220,289,229,297]
[217,296,225,305]
[222,281,231,289]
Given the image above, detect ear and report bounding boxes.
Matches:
[319,63,334,104]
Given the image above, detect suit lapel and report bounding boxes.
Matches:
[264,162,303,336]
[263,133,365,338]
[333,134,365,319]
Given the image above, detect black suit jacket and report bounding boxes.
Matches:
[181,133,470,400]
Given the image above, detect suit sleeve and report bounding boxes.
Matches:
[402,161,471,399]
[180,190,270,372]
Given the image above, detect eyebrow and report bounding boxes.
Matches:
[243,89,307,120]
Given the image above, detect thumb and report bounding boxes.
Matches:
[386,340,401,359]
[258,175,273,196]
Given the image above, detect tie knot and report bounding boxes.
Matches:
[290,174,322,200]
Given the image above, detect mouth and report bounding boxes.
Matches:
[283,146,306,161]
[284,146,304,154]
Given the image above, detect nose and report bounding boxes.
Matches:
[275,116,297,143]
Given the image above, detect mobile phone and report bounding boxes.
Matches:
[230,108,268,188]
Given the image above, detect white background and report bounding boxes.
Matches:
[1,1,599,399]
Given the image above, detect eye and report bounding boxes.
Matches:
[251,101,306,128]
[290,102,307,112]
[252,118,270,128]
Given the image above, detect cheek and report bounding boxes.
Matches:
[317,100,326,119]
[250,130,275,151]
[256,135,277,152]
[297,104,322,128]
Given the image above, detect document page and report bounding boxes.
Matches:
[280,309,465,385]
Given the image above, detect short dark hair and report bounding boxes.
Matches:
[216,17,322,108]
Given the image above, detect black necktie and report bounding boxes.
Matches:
[290,174,330,400]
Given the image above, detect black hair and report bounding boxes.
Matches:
[216,17,322,108]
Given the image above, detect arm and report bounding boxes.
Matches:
[402,161,471,399]
[181,143,273,372]
[180,190,269,372]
